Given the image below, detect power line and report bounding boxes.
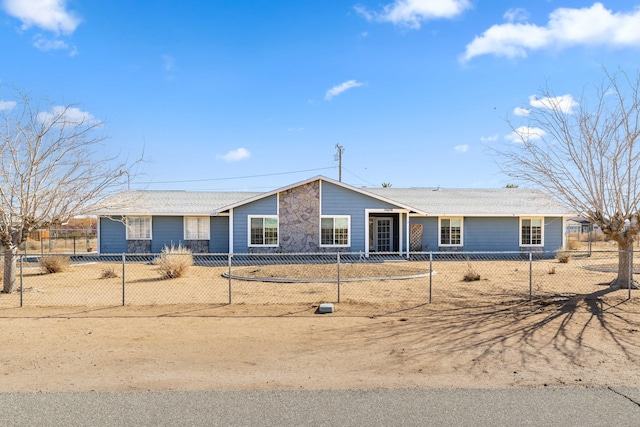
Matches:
[132,166,336,185]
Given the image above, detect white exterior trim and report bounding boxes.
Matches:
[183,216,210,240]
[125,216,152,240]
[319,215,351,247]
[438,217,464,247]
[229,209,234,254]
[519,216,545,247]
[247,215,279,247]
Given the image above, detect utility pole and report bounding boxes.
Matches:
[334,144,344,182]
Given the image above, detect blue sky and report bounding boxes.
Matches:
[1,0,639,191]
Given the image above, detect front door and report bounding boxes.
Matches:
[370,217,393,252]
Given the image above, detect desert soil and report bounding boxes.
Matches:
[1,294,640,392]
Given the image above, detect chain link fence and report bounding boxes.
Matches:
[0,251,636,313]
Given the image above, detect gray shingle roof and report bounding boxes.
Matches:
[95,178,571,217]
[96,190,262,216]
[365,187,570,216]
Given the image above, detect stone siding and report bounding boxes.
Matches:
[185,240,209,253]
[278,181,321,252]
[127,240,151,253]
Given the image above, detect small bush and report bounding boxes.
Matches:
[39,255,70,273]
[153,244,193,279]
[100,265,119,279]
[567,240,581,250]
[463,261,481,282]
[557,251,571,263]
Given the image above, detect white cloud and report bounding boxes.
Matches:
[218,148,250,162]
[2,0,80,34]
[355,0,471,29]
[324,80,365,100]
[462,3,640,62]
[505,125,546,142]
[480,134,499,142]
[513,107,530,116]
[454,144,468,152]
[0,100,17,110]
[37,106,99,127]
[529,94,578,114]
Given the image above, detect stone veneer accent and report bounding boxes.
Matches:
[278,180,321,253]
[185,240,209,253]
[127,240,151,253]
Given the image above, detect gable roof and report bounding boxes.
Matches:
[95,176,571,217]
[213,175,427,215]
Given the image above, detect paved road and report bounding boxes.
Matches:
[0,387,639,426]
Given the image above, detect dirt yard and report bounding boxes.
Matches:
[1,251,639,392]
[1,294,639,392]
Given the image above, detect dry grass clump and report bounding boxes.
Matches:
[567,240,581,250]
[153,244,193,279]
[39,255,70,273]
[463,260,481,282]
[100,265,119,279]
[556,251,571,264]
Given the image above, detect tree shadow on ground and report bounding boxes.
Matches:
[338,287,640,381]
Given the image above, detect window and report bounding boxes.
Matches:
[440,217,462,246]
[126,216,151,240]
[321,216,350,246]
[249,216,278,246]
[521,218,543,246]
[184,216,210,240]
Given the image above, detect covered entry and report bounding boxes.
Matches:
[368,212,400,252]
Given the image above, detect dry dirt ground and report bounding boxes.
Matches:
[1,247,639,393]
[1,295,639,393]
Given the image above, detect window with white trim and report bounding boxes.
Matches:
[184,216,210,240]
[320,216,350,246]
[521,217,543,246]
[440,217,462,246]
[126,216,151,240]
[249,216,278,246]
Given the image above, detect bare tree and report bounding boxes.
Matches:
[0,88,139,293]
[496,68,640,288]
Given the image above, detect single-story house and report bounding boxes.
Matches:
[96,175,571,255]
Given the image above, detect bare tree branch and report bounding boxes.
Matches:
[0,87,143,293]
[493,68,640,288]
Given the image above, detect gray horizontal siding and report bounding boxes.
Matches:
[99,216,127,254]
[463,217,520,252]
[210,216,229,253]
[150,216,184,253]
[408,216,564,253]
[409,217,438,252]
[322,181,401,252]
[232,195,278,253]
[543,217,563,251]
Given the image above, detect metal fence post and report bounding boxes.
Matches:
[337,253,341,303]
[529,251,533,301]
[429,252,433,304]
[122,253,126,306]
[228,253,232,304]
[20,255,23,308]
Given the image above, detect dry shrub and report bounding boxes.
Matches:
[557,251,571,263]
[100,265,119,279]
[153,244,193,279]
[39,255,70,273]
[463,260,481,282]
[567,239,581,250]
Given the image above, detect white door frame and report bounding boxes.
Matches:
[364,209,409,256]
